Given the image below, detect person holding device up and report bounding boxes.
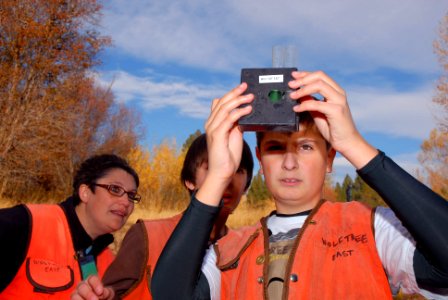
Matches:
[151,70,448,299]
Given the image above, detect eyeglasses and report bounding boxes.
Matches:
[93,183,141,204]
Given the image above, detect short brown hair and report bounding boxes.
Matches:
[72,154,139,206]
[181,133,254,195]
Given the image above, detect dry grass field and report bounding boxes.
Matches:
[111,196,275,252]
[0,196,275,253]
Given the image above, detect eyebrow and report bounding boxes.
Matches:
[261,139,285,146]
[263,136,319,144]
[296,138,319,144]
[106,182,137,191]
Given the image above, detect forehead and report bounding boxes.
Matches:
[260,125,324,144]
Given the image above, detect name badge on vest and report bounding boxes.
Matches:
[78,246,98,279]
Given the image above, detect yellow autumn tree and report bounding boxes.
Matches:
[419,13,448,199]
[127,146,153,208]
[419,129,448,198]
[148,140,188,211]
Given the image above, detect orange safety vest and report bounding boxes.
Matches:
[215,200,392,300]
[0,204,114,300]
[122,214,182,300]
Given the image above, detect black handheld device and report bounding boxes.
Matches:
[238,68,299,132]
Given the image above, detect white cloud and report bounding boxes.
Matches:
[102,0,447,74]
[96,70,227,118]
[102,2,246,71]
[99,1,445,138]
[348,83,438,139]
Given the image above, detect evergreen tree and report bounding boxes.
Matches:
[352,175,386,207]
[181,130,202,152]
[336,174,353,201]
[334,182,343,202]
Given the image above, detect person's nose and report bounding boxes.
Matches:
[118,193,132,207]
[282,151,299,171]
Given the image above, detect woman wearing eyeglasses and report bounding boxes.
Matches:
[0,154,140,299]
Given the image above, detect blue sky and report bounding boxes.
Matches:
[96,0,447,184]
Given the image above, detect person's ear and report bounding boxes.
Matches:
[184,180,196,191]
[326,147,336,173]
[256,147,263,175]
[78,184,91,204]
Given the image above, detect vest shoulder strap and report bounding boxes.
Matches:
[215,222,262,269]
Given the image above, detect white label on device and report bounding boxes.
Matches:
[259,74,284,83]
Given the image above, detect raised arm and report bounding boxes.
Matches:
[195,83,253,206]
[151,83,254,299]
[290,70,448,288]
[358,151,448,287]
